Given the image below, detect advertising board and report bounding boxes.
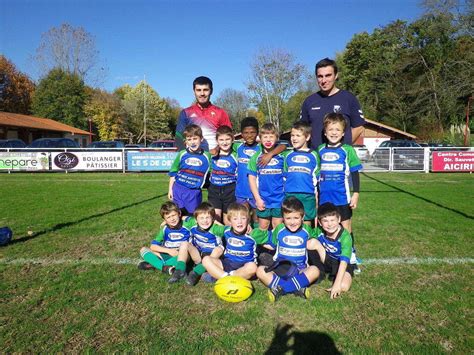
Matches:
[0,152,49,171]
[51,151,123,171]
[432,151,474,172]
[127,151,177,171]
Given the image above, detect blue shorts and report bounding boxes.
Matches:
[222,258,247,273]
[172,183,202,214]
[235,196,257,209]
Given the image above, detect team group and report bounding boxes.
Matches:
[139,58,366,301]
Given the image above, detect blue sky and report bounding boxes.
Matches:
[1,0,423,107]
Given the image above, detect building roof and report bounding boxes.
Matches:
[0,111,91,135]
[364,118,417,139]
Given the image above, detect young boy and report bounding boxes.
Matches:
[318,113,362,266]
[208,126,238,224]
[256,197,320,302]
[284,122,320,226]
[138,201,194,283]
[248,123,286,230]
[202,203,261,280]
[307,202,355,299]
[168,124,212,215]
[184,202,226,286]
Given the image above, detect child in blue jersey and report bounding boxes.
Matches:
[202,203,263,280]
[138,201,194,283]
[256,197,321,302]
[248,123,286,230]
[284,122,320,226]
[307,203,355,299]
[208,126,238,224]
[168,124,212,215]
[184,202,227,286]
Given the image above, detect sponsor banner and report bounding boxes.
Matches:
[127,151,177,171]
[0,152,49,171]
[432,151,474,172]
[51,151,123,171]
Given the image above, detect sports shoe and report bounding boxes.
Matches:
[267,286,284,303]
[185,270,201,286]
[162,265,175,275]
[137,261,154,271]
[294,287,310,300]
[201,272,216,283]
[168,269,186,283]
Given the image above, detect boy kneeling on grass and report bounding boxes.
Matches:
[138,201,195,283]
[307,202,355,299]
[256,197,320,302]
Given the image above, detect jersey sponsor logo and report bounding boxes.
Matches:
[243,149,257,157]
[283,236,304,246]
[164,241,182,248]
[288,166,311,174]
[321,152,340,161]
[267,158,280,166]
[216,159,231,168]
[195,234,209,242]
[321,163,344,171]
[333,105,341,113]
[311,107,321,110]
[169,232,186,240]
[322,242,338,253]
[185,157,203,167]
[227,250,250,257]
[279,246,306,257]
[211,111,216,116]
[227,237,245,247]
[260,168,282,175]
[291,155,310,164]
[238,157,249,164]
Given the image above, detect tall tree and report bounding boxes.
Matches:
[31,68,88,129]
[34,23,105,85]
[247,48,306,132]
[214,88,250,129]
[0,55,35,114]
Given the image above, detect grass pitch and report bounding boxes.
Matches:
[1,172,473,352]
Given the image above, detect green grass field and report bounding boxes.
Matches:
[1,172,473,353]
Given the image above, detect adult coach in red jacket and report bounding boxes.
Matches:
[175,76,231,151]
[300,58,366,149]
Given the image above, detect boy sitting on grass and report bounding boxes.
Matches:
[138,201,194,283]
[256,197,320,302]
[184,202,226,286]
[307,202,355,299]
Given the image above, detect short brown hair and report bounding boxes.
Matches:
[282,196,305,217]
[260,123,279,137]
[317,202,340,220]
[292,121,311,137]
[183,124,203,139]
[194,202,216,219]
[160,201,181,219]
[227,202,250,219]
[323,113,346,131]
[216,125,234,140]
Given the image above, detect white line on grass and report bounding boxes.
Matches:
[1,257,473,266]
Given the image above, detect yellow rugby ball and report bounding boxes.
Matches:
[214,276,254,303]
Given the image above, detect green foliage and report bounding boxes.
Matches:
[0,55,35,114]
[31,68,88,129]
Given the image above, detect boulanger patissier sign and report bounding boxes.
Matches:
[51,152,123,171]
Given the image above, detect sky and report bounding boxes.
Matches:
[1,0,423,107]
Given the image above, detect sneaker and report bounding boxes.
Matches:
[353,264,362,275]
[267,286,284,303]
[162,265,175,275]
[185,270,201,286]
[350,251,358,265]
[294,287,310,300]
[168,269,186,283]
[137,261,154,271]
[201,272,216,283]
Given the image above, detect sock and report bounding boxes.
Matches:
[141,249,164,271]
[229,270,235,276]
[193,263,206,275]
[176,261,186,271]
[278,273,310,293]
[351,232,356,251]
[269,274,280,289]
[163,256,178,267]
[219,272,229,279]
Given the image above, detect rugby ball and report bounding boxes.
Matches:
[214,276,254,303]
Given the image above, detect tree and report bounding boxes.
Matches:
[214,88,251,129]
[117,81,173,143]
[34,23,105,85]
[84,89,124,141]
[247,48,306,131]
[32,68,88,129]
[163,97,181,135]
[0,55,35,114]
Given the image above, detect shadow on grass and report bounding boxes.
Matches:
[363,173,473,220]
[9,193,168,245]
[265,323,340,354]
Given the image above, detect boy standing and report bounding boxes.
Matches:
[307,202,355,299]
[138,201,194,283]
[284,122,320,225]
[248,123,286,230]
[256,197,320,302]
[168,124,212,215]
[208,126,238,224]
